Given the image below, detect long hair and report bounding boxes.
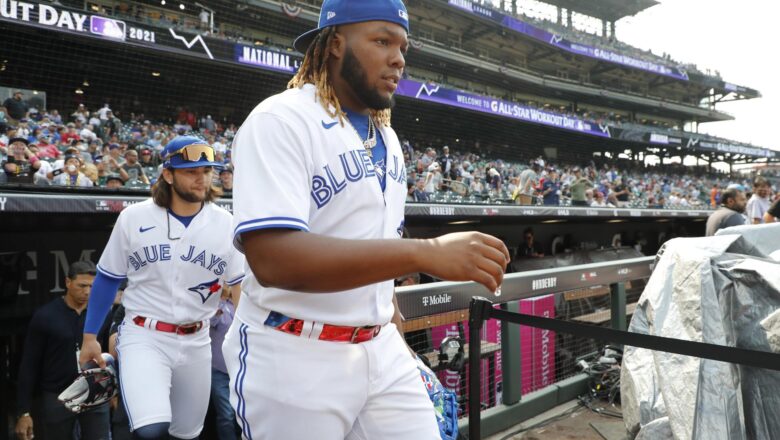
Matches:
[288,27,392,128]
[151,169,223,208]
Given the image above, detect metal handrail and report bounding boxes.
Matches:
[396,256,654,319]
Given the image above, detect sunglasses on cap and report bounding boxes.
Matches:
[165,143,214,162]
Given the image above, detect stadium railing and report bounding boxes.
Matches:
[395,256,654,438]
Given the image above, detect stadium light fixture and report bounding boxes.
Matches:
[83,80,89,87]
[152,71,161,77]
[75,88,84,95]
[179,3,185,10]
[161,0,166,5]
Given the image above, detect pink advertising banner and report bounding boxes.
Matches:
[519,294,556,395]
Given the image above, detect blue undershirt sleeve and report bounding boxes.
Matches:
[84,271,123,334]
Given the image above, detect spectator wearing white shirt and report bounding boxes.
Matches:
[590,191,613,207]
[71,104,88,124]
[16,120,31,139]
[89,113,101,129]
[212,137,227,155]
[223,124,236,140]
[98,104,111,121]
[199,9,210,31]
[52,154,93,187]
[79,124,97,143]
[516,163,540,205]
[424,162,441,194]
[746,177,771,224]
[470,178,484,194]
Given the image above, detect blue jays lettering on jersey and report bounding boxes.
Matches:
[96,199,245,324]
[232,83,407,327]
[309,111,407,210]
[126,244,227,277]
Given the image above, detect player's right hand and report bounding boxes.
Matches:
[420,232,511,293]
[79,335,105,368]
[15,414,33,440]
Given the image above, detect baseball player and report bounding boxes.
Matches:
[225,1,510,439]
[79,136,244,440]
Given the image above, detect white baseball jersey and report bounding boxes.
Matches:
[97,199,245,323]
[232,83,408,327]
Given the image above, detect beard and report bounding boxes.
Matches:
[171,174,206,203]
[340,46,394,111]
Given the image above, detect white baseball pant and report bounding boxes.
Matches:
[116,319,211,438]
[222,312,441,439]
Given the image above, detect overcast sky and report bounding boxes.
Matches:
[615,0,778,151]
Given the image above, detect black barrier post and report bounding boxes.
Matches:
[610,282,627,332]
[468,297,494,440]
[500,301,522,405]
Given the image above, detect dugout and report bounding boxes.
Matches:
[0,184,707,437]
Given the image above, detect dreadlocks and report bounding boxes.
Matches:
[288,27,393,127]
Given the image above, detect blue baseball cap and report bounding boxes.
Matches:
[726,183,746,192]
[293,0,409,53]
[162,136,222,169]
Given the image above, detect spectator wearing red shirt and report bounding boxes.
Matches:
[60,124,81,145]
[185,109,196,128]
[34,136,60,159]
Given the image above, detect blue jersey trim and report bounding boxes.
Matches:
[234,223,309,243]
[226,275,245,286]
[84,271,123,334]
[96,265,127,280]
[236,323,253,439]
[234,217,309,235]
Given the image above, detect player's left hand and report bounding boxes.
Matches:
[79,335,105,368]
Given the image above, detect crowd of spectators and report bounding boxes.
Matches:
[401,141,778,211]
[0,95,235,195]
[2,92,776,212]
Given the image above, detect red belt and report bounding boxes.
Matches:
[264,311,381,343]
[133,316,203,335]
